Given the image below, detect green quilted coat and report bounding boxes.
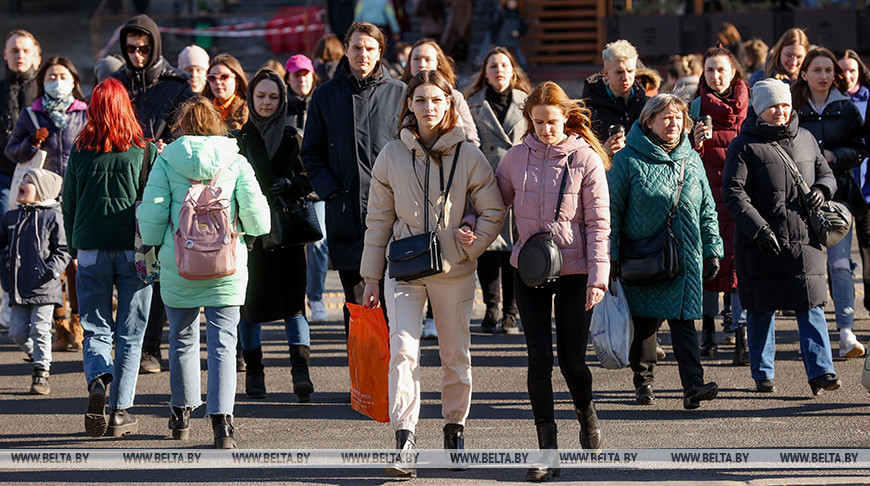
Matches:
[608,123,723,320]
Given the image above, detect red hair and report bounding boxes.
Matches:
[75,78,146,153]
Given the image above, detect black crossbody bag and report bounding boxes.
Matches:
[388,143,461,281]
[619,157,686,286]
[517,152,576,288]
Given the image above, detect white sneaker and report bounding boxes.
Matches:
[308,299,328,322]
[839,329,865,359]
[421,318,438,340]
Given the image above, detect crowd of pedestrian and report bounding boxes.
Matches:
[1,6,869,482]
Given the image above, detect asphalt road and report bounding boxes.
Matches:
[1,270,869,485]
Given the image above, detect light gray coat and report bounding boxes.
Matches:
[467,87,527,251]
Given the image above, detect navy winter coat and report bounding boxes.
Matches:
[300,57,405,271]
[5,97,87,178]
[0,203,70,306]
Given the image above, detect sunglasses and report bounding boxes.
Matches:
[125,45,152,56]
[207,73,235,83]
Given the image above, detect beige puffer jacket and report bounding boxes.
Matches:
[360,126,506,281]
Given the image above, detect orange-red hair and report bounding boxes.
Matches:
[75,78,146,153]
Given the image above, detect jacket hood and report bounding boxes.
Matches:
[523,132,590,160]
[741,106,798,141]
[801,88,852,115]
[120,15,162,72]
[625,121,695,163]
[160,135,240,181]
[334,56,392,92]
[399,126,466,156]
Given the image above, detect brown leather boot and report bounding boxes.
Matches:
[52,315,71,352]
[68,313,83,351]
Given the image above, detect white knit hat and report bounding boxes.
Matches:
[177,45,209,70]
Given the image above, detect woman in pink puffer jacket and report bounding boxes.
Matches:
[495,81,611,482]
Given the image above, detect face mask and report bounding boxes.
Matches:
[44,79,74,99]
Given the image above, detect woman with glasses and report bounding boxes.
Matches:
[204,54,249,130]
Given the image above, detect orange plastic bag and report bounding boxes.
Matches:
[346,303,390,423]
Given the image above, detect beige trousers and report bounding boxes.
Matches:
[385,273,476,432]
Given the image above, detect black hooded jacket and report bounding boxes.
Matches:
[722,108,836,312]
[581,74,648,146]
[110,15,193,141]
[0,66,38,175]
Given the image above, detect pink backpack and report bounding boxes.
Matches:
[173,168,238,281]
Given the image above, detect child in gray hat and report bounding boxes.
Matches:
[0,168,70,395]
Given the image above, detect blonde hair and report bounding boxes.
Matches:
[602,40,638,62]
[764,28,809,81]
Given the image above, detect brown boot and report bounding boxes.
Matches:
[68,313,83,351]
[52,315,71,352]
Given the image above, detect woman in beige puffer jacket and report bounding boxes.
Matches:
[360,70,505,478]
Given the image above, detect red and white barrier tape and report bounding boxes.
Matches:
[159,23,324,37]
[189,12,319,31]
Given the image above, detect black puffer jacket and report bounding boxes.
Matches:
[581,74,648,145]
[287,93,309,136]
[796,90,867,216]
[0,66,38,175]
[723,108,836,312]
[300,57,405,271]
[0,203,71,305]
[110,15,194,141]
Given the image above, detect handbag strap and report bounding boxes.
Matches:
[771,141,813,200]
[665,157,688,226]
[411,142,462,233]
[435,141,461,229]
[553,151,577,222]
[26,108,40,130]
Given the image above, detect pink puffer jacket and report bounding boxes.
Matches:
[495,133,611,288]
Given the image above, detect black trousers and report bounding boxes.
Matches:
[476,251,517,318]
[515,273,593,424]
[338,269,387,338]
[142,282,167,351]
[853,210,870,311]
[630,316,704,391]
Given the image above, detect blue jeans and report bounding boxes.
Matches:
[826,225,855,330]
[306,200,328,302]
[746,306,835,381]
[702,289,746,330]
[9,304,54,370]
[166,305,239,416]
[239,314,310,350]
[77,249,152,410]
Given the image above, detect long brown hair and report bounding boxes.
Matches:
[523,81,611,170]
[695,46,746,98]
[173,96,229,137]
[839,49,870,91]
[204,53,248,102]
[399,38,456,87]
[398,70,458,149]
[764,28,809,81]
[36,57,86,101]
[791,47,848,113]
[465,47,532,97]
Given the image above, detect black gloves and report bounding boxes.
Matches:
[703,257,720,283]
[269,178,292,195]
[805,187,825,210]
[755,226,782,256]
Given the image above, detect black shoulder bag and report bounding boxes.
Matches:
[771,142,852,247]
[388,143,461,281]
[517,152,577,288]
[619,157,686,286]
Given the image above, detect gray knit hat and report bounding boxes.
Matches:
[751,78,792,116]
[26,169,63,202]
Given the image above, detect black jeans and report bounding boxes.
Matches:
[338,269,386,337]
[630,316,704,391]
[515,273,593,424]
[477,251,517,318]
[142,282,167,352]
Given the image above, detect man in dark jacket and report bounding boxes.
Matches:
[582,39,648,157]
[0,30,39,216]
[110,15,193,146]
[301,21,405,335]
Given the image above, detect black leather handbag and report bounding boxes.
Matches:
[388,144,460,281]
[517,152,576,288]
[619,157,686,286]
[261,196,323,251]
[773,142,852,247]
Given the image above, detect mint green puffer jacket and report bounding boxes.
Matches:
[136,135,270,308]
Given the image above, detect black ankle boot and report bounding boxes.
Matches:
[169,406,191,440]
[444,423,467,470]
[106,408,138,437]
[809,373,841,396]
[526,422,559,482]
[733,325,749,366]
[85,375,109,438]
[683,382,719,410]
[243,347,266,399]
[576,402,602,454]
[212,414,236,449]
[385,429,417,478]
[289,345,314,403]
[700,316,717,357]
[481,307,499,334]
